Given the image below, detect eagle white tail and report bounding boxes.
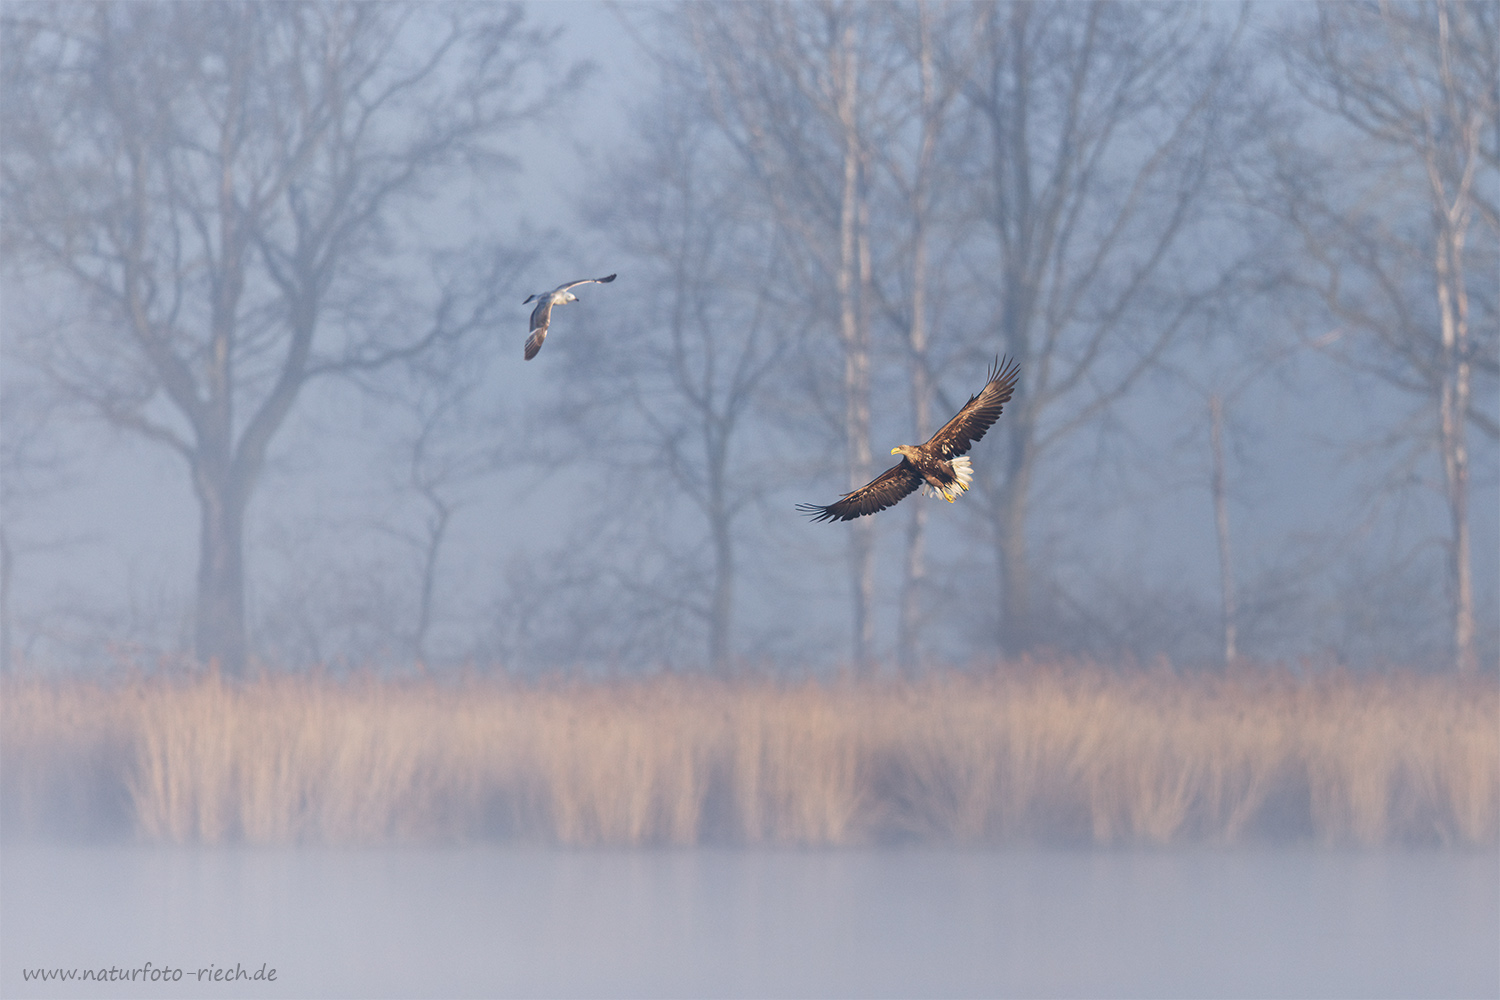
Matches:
[924,456,973,502]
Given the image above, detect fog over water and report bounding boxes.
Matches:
[3,846,1495,999]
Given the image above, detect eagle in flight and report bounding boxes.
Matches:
[798,357,1020,522]
[522,274,616,360]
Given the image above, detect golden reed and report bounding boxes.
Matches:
[3,662,1495,847]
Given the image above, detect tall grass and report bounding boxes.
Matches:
[3,663,1495,847]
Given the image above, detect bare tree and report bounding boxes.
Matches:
[377,379,493,664]
[1278,0,1499,673]
[682,1,887,668]
[951,2,1251,654]
[643,1,1254,668]
[868,2,978,675]
[536,85,789,671]
[1207,392,1237,666]
[2,2,572,673]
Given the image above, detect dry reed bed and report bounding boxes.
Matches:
[2,666,1495,847]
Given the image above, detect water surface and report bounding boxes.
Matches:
[2,845,1494,998]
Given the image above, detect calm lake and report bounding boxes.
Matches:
[2,845,1495,999]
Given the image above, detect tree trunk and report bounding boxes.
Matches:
[0,527,12,674]
[898,5,939,678]
[835,21,875,670]
[1436,215,1476,674]
[995,481,1031,656]
[413,496,451,664]
[192,462,249,675]
[898,504,928,676]
[1209,394,1238,668]
[1427,0,1477,674]
[991,138,1039,660]
[709,509,734,671]
[995,406,1033,656]
[897,238,931,674]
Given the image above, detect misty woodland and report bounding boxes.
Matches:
[0,3,1496,844]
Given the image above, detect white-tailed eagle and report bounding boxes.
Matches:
[798,357,1020,522]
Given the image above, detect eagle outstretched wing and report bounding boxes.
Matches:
[796,461,924,522]
[924,356,1020,459]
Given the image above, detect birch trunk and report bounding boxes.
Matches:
[835,22,875,670]
[897,6,939,677]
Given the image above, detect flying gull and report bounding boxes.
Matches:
[522,274,617,360]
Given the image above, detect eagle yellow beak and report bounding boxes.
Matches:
[890,447,901,455]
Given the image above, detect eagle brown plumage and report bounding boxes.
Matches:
[797,357,1020,522]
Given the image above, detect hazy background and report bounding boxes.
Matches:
[1,0,1495,678]
[2,7,1497,998]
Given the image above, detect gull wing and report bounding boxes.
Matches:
[558,273,617,294]
[523,298,555,360]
